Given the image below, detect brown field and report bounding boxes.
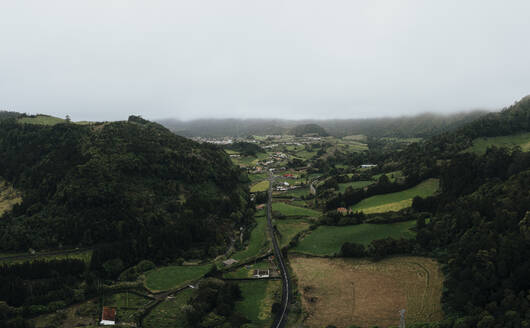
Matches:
[290,256,444,328]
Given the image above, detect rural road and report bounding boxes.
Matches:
[267,172,291,328]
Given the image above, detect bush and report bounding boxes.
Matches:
[136,260,155,272]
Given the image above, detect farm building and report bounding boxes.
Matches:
[222,258,239,266]
[360,164,377,168]
[253,269,270,278]
[100,306,116,325]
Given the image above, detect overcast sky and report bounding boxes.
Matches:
[1,1,530,121]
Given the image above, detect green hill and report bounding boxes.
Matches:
[290,123,329,137]
[0,115,251,263]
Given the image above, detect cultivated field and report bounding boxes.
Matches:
[143,288,194,328]
[290,256,444,328]
[144,264,212,292]
[272,202,321,217]
[235,280,281,326]
[466,132,530,154]
[351,178,439,214]
[292,220,416,256]
[251,180,270,193]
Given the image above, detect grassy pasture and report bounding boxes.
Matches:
[103,292,151,323]
[0,180,22,217]
[223,260,271,279]
[272,202,320,217]
[292,220,416,256]
[251,180,270,193]
[275,186,309,198]
[249,172,268,183]
[144,264,212,292]
[18,115,66,125]
[466,132,530,154]
[235,280,281,326]
[351,178,439,214]
[290,256,444,328]
[143,288,194,328]
[337,180,374,193]
[275,218,311,248]
[232,216,269,262]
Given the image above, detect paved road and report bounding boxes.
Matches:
[267,172,291,328]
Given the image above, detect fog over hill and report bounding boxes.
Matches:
[158,110,488,138]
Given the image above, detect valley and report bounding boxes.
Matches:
[0,97,529,328]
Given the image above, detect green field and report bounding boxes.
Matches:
[223,260,271,279]
[143,288,194,328]
[351,178,439,214]
[232,216,269,262]
[249,173,269,183]
[232,152,269,167]
[145,264,212,292]
[18,115,66,125]
[292,220,417,256]
[272,202,320,217]
[103,292,151,323]
[275,218,311,248]
[251,180,270,193]
[337,180,374,193]
[466,132,530,154]
[275,186,309,198]
[235,280,281,326]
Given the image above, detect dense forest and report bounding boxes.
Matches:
[158,110,487,138]
[0,115,252,260]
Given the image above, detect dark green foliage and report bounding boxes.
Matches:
[290,123,329,137]
[0,111,22,121]
[224,142,265,156]
[183,278,246,327]
[0,117,250,265]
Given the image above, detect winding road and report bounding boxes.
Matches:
[267,172,291,328]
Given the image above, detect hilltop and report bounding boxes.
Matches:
[158,110,487,138]
[289,123,329,137]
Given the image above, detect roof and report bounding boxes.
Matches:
[101,307,116,322]
[222,258,239,266]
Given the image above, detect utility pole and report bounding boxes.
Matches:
[399,309,406,328]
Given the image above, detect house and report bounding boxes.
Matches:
[360,164,377,168]
[222,258,239,266]
[337,207,348,215]
[253,269,270,278]
[283,182,289,187]
[100,307,116,326]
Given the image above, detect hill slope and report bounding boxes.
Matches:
[0,116,251,262]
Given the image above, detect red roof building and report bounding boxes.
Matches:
[100,307,116,325]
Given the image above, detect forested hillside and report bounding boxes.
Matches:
[0,116,252,261]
